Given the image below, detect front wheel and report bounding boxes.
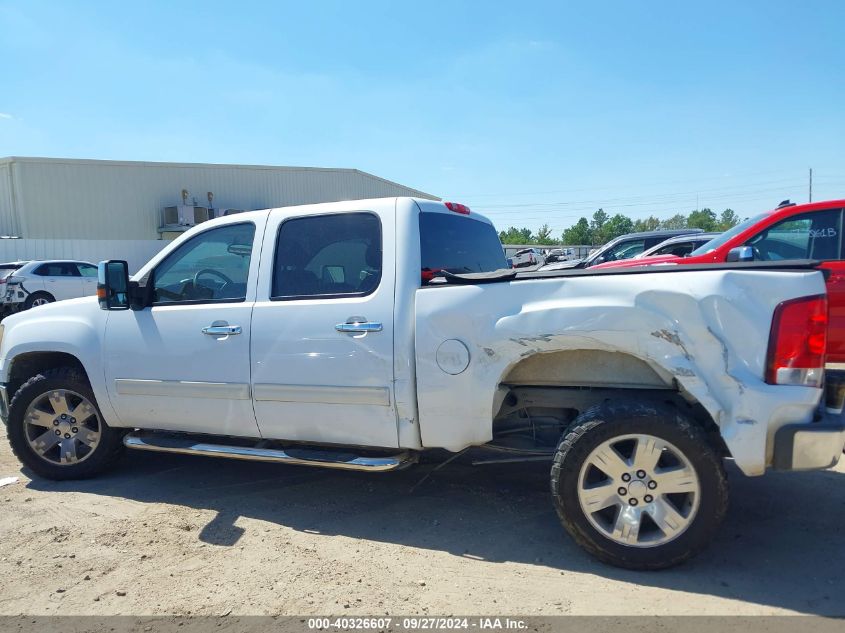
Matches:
[551,403,728,570]
[7,367,125,480]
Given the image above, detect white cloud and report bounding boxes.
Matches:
[0,113,13,120]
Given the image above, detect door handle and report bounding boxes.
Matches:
[202,325,242,336]
[335,320,383,334]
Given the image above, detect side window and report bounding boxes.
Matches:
[34,263,78,276]
[655,242,694,257]
[272,212,381,300]
[153,223,255,304]
[605,240,646,261]
[746,209,842,261]
[77,264,98,278]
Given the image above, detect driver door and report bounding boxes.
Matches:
[103,220,265,437]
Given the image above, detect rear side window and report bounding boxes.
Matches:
[746,209,843,261]
[272,212,382,300]
[34,263,79,277]
[653,241,696,257]
[76,264,98,277]
[419,212,508,280]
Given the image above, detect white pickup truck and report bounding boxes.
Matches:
[1,197,843,570]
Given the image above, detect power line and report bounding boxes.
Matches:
[451,167,804,199]
[473,177,813,210]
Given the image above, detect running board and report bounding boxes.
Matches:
[123,432,416,472]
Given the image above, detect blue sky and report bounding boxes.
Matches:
[1,0,844,236]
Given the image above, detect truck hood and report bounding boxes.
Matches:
[2,296,101,329]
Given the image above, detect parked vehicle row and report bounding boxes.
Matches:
[538,228,705,272]
[1,197,843,573]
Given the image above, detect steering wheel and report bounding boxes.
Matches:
[193,269,234,292]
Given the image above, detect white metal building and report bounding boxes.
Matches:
[0,157,438,270]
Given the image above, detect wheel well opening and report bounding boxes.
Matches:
[7,352,89,397]
[492,386,730,459]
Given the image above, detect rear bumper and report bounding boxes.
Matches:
[772,410,845,470]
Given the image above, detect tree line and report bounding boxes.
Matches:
[498,208,741,246]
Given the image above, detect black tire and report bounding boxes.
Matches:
[23,291,54,310]
[551,402,728,570]
[7,367,125,480]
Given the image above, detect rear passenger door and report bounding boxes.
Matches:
[33,262,83,301]
[250,205,399,448]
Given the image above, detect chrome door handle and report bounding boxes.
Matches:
[335,321,383,333]
[202,325,242,336]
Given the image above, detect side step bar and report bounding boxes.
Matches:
[123,432,416,472]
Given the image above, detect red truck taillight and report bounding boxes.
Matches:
[765,294,827,388]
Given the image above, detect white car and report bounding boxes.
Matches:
[510,247,546,268]
[5,260,99,310]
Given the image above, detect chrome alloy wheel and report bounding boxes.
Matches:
[24,390,102,465]
[31,297,50,308]
[577,433,700,548]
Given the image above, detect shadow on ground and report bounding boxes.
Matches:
[25,448,845,615]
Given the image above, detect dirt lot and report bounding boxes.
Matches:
[0,424,843,617]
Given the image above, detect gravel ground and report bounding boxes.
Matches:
[0,424,843,617]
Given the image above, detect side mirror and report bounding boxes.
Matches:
[726,246,754,263]
[97,260,130,310]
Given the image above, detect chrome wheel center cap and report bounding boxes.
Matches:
[628,479,647,496]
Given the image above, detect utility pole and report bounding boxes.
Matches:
[809,168,813,202]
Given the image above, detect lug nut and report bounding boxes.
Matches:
[61,414,67,420]
[617,487,627,496]
[54,429,61,436]
[53,420,59,426]
[644,495,653,503]
[648,480,657,490]
[630,498,639,506]
[636,470,646,479]
[621,473,631,482]
[71,427,78,433]
[64,433,70,439]
[70,418,76,424]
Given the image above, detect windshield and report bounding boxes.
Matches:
[689,213,769,256]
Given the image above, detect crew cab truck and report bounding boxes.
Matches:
[1,197,843,571]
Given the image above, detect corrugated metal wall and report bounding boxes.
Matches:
[0,162,21,237]
[0,239,166,273]
[0,158,438,240]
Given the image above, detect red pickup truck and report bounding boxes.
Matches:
[593,199,845,366]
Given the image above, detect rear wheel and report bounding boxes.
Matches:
[551,403,728,570]
[23,292,54,310]
[7,367,125,480]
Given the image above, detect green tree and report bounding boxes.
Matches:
[717,208,740,231]
[603,214,634,240]
[498,226,534,244]
[563,217,592,245]
[633,215,661,232]
[687,208,717,231]
[590,208,609,243]
[661,214,688,229]
[535,223,556,245]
